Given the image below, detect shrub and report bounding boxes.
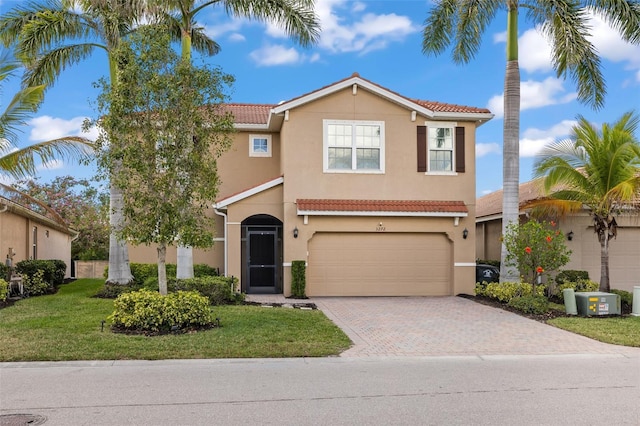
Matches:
[22,270,51,296]
[479,281,546,303]
[143,276,177,292]
[176,276,238,305]
[95,282,141,299]
[291,260,306,298]
[610,289,633,307]
[15,259,66,287]
[555,279,599,301]
[508,295,550,315]
[0,263,9,281]
[109,289,214,332]
[0,278,8,301]
[105,263,220,286]
[555,270,589,284]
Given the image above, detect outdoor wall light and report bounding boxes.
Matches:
[462,228,469,239]
[567,230,574,241]
[293,227,299,238]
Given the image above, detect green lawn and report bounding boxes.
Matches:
[548,316,640,347]
[0,279,351,361]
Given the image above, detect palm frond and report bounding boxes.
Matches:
[453,0,502,63]
[0,84,45,144]
[222,0,320,47]
[0,136,94,180]
[422,0,459,57]
[22,43,99,88]
[532,0,605,109]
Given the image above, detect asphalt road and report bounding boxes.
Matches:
[1,354,639,425]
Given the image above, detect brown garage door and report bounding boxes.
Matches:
[306,232,451,296]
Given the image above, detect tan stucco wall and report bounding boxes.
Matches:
[478,213,640,293]
[0,209,73,277]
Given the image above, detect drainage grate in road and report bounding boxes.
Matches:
[0,414,47,425]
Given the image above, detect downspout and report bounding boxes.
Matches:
[214,206,228,277]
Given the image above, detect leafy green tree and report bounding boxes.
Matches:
[92,28,235,295]
[502,219,571,291]
[532,111,640,292]
[10,177,109,261]
[151,0,320,278]
[422,1,640,283]
[0,0,150,285]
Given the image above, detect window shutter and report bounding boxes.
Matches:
[417,126,427,172]
[455,126,465,173]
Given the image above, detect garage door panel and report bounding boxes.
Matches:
[307,232,451,296]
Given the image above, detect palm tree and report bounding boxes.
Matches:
[0,0,150,285]
[422,1,640,282]
[531,111,640,292]
[1,54,93,223]
[153,0,320,278]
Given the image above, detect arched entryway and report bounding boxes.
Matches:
[241,215,283,294]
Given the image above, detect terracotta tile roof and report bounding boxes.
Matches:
[411,99,492,114]
[297,199,468,214]
[476,179,546,218]
[221,73,491,126]
[223,103,276,125]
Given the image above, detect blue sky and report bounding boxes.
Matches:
[2,0,639,197]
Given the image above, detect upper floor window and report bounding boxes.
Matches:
[250,134,272,157]
[429,126,453,172]
[417,123,465,174]
[324,120,385,173]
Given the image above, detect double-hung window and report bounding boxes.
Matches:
[428,126,454,172]
[324,120,384,172]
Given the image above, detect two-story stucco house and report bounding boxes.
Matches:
[129,73,494,296]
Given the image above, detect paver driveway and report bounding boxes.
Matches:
[312,297,640,358]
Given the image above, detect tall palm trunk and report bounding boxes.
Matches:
[176,23,194,280]
[595,214,612,292]
[106,56,133,285]
[500,3,521,282]
[107,181,133,284]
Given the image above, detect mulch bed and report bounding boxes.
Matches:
[458,294,632,323]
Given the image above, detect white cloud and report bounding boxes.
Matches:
[487,77,577,118]
[28,116,98,142]
[317,0,417,55]
[249,44,302,66]
[227,33,246,42]
[37,159,64,172]
[476,143,500,157]
[518,28,553,73]
[519,119,577,158]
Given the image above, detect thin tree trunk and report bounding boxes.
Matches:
[158,243,168,295]
[500,3,521,283]
[107,182,133,285]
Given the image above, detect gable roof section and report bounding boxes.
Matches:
[274,73,493,122]
[297,199,468,217]
[0,195,74,235]
[214,176,284,209]
[228,73,493,131]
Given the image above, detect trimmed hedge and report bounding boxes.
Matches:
[555,270,589,284]
[0,278,8,301]
[104,263,219,286]
[475,281,546,303]
[508,295,550,314]
[15,259,66,287]
[291,260,306,298]
[176,276,238,305]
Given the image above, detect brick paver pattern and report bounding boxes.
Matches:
[312,297,640,358]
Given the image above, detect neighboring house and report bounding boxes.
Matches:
[129,73,494,296]
[476,179,640,293]
[0,195,75,278]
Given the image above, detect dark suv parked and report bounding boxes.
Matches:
[476,264,500,284]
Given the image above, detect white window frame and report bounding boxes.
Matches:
[323,119,385,173]
[426,121,457,175]
[249,134,272,157]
